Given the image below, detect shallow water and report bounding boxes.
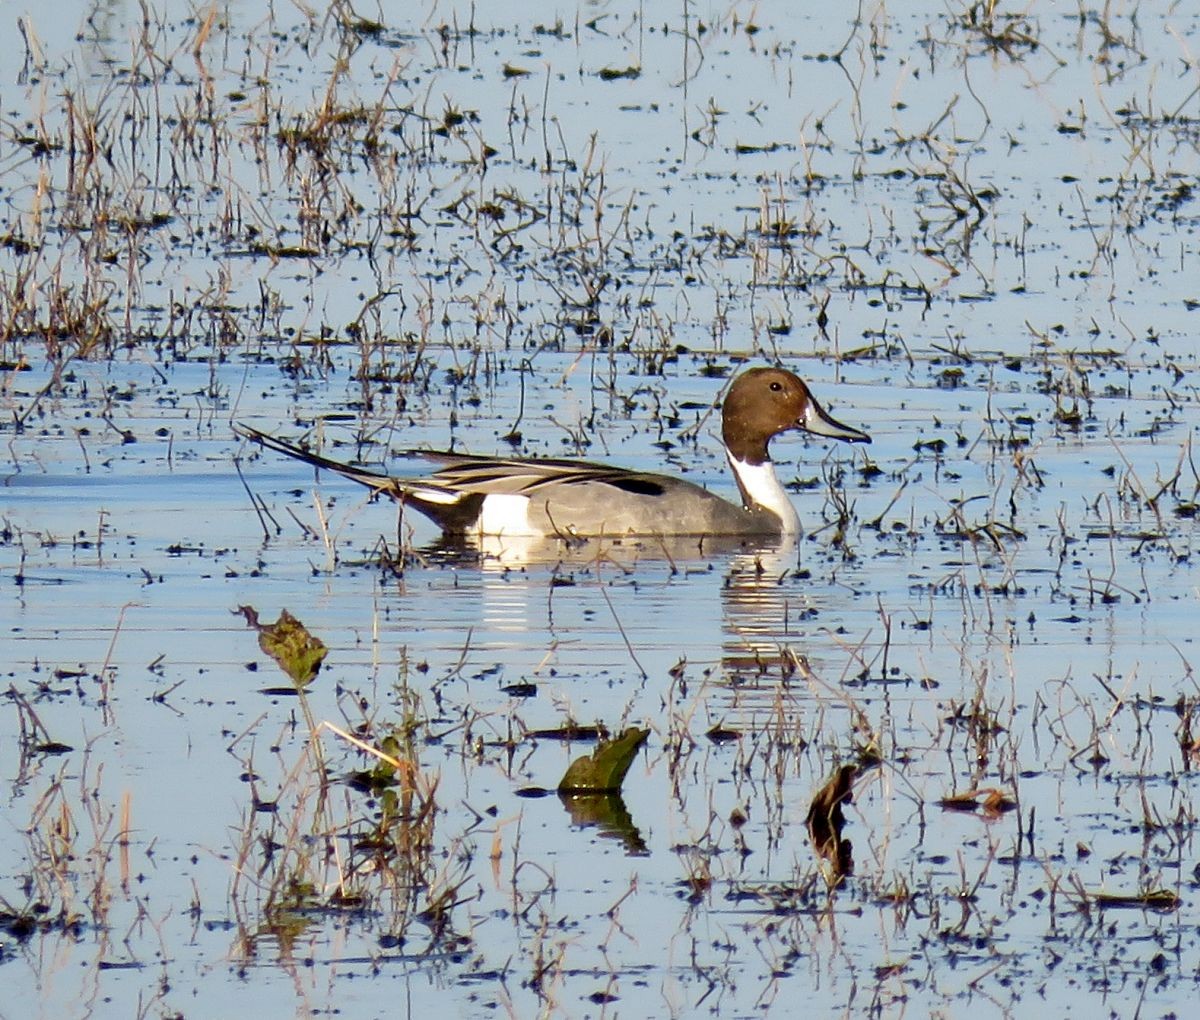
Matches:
[3,2,1200,1018]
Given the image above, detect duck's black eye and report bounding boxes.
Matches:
[769,381,783,392]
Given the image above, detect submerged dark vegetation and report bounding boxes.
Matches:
[2,2,1200,1016]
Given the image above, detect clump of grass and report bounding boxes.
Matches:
[227,613,461,960]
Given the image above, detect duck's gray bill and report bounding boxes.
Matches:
[802,399,871,444]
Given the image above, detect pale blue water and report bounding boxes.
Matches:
[2,3,1199,1018]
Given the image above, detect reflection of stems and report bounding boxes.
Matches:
[865,478,908,530]
[434,626,474,693]
[311,491,336,571]
[99,602,138,726]
[788,646,876,749]
[876,596,892,682]
[1108,430,1178,561]
[294,685,330,819]
[593,553,647,680]
[233,454,277,541]
[502,358,532,440]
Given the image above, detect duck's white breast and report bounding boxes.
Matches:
[479,493,539,537]
[727,456,801,533]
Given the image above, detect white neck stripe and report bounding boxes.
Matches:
[727,454,801,534]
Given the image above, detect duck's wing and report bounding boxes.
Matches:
[407,450,668,498]
[234,424,667,500]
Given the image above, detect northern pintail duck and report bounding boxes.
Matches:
[234,366,869,539]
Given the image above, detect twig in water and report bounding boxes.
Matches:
[234,454,276,541]
[593,554,647,680]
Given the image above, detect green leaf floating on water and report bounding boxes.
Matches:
[557,727,649,794]
[238,606,328,688]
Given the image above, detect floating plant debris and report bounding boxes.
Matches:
[237,606,328,688]
[558,727,650,794]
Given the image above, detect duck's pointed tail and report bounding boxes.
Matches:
[233,422,397,496]
[233,423,483,533]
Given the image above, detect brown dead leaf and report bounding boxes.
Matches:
[937,786,1017,816]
